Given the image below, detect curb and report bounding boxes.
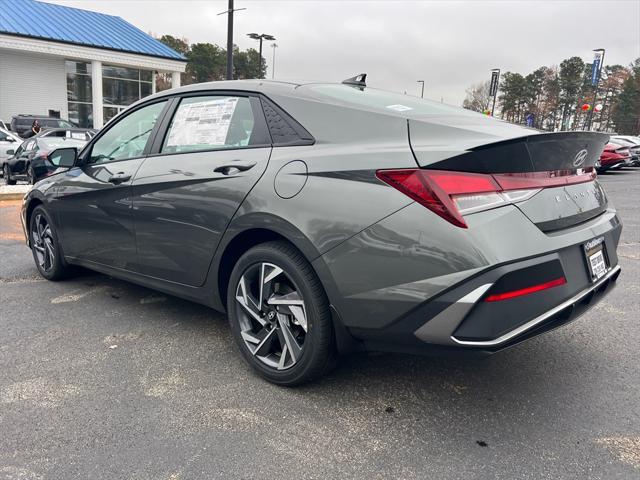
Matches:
[0,193,25,201]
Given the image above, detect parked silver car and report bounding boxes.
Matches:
[0,127,22,176]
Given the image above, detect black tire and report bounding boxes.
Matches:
[29,205,74,281]
[227,241,337,386]
[4,164,16,185]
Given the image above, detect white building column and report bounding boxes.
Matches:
[151,71,157,94]
[91,60,103,129]
[171,71,181,89]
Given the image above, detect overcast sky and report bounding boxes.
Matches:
[50,0,640,105]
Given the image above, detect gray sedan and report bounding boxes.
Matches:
[20,77,621,385]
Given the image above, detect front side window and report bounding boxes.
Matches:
[161,96,256,154]
[88,101,167,165]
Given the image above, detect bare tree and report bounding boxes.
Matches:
[462,81,491,113]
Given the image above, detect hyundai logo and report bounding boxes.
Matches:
[573,149,588,168]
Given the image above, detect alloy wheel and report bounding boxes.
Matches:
[234,262,308,370]
[31,213,55,272]
[3,165,9,184]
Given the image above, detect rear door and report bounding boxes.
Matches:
[54,99,169,269]
[131,93,272,286]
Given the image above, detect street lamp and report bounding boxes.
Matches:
[417,80,424,98]
[271,43,278,79]
[247,33,275,79]
[587,48,606,131]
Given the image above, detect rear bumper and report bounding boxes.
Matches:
[335,212,622,355]
[445,264,620,348]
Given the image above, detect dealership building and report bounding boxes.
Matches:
[0,0,186,129]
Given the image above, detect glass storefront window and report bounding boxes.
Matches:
[103,106,120,124]
[102,65,140,81]
[66,61,93,127]
[102,64,154,110]
[140,81,152,98]
[103,77,141,106]
[68,102,93,128]
[66,61,91,75]
[67,74,92,103]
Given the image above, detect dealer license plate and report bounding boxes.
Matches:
[584,237,608,282]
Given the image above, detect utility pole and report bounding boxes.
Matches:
[271,43,278,79]
[417,80,424,98]
[218,0,246,80]
[587,48,605,131]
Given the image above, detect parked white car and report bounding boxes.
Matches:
[0,127,22,175]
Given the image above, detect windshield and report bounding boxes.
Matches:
[305,84,481,118]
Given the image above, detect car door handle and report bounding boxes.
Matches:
[108,172,131,184]
[213,161,257,175]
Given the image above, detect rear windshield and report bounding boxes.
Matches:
[305,84,480,118]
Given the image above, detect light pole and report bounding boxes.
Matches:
[247,33,275,79]
[417,80,424,98]
[217,0,247,80]
[271,43,278,79]
[587,48,605,131]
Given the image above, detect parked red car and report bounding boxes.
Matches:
[597,142,631,173]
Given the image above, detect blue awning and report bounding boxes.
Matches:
[0,0,187,61]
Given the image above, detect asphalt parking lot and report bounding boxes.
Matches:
[0,170,638,480]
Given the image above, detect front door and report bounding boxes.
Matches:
[132,94,272,286]
[54,100,169,270]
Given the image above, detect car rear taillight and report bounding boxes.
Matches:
[376,168,596,228]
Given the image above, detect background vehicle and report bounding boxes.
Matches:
[0,127,21,176]
[4,136,86,184]
[35,128,96,142]
[20,79,621,385]
[10,115,75,138]
[611,136,640,166]
[598,142,632,172]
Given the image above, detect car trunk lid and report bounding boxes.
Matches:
[407,118,610,231]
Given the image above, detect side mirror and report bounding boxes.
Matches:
[48,147,78,168]
[6,149,14,156]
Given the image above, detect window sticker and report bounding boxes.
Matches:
[385,104,413,112]
[166,97,239,147]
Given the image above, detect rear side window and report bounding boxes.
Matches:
[161,96,256,154]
